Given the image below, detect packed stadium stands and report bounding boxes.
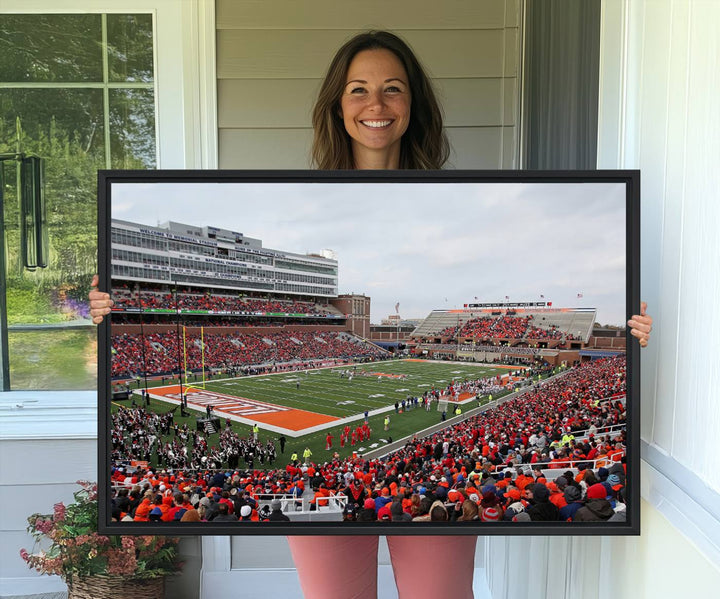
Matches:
[457,315,531,339]
[525,324,566,339]
[111,330,387,378]
[110,355,627,524]
[411,309,595,343]
[112,286,342,316]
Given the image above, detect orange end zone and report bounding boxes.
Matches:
[149,385,340,431]
[252,410,339,430]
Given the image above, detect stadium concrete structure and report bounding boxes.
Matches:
[109,220,625,378]
[110,219,625,369]
[408,305,625,366]
[111,219,339,298]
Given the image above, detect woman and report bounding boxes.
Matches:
[310,31,447,170]
[579,468,600,500]
[457,499,480,522]
[90,30,653,599]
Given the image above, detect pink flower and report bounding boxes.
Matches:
[76,480,99,501]
[22,481,180,581]
[34,518,53,535]
[121,536,135,550]
[106,547,137,576]
[53,503,66,522]
[43,556,64,576]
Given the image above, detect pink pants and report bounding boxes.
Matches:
[288,535,477,599]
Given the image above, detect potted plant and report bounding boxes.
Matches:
[20,480,182,599]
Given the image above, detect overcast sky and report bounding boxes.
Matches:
[111,180,627,325]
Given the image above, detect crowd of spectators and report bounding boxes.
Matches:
[457,315,532,339]
[111,406,277,472]
[414,343,541,356]
[111,330,387,378]
[436,325,459,338]
[427,315,582,343]
[112,286,338,316]
[525,324,564,339]
[111,356,627,524]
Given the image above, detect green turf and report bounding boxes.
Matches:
[111,359,519,468]
[198,360,505,418]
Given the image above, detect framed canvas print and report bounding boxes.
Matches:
[97,170,640,535]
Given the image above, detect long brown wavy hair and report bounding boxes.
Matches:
[311,31,449,170]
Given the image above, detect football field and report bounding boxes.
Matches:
[129,359,521,460]
[208,360,505,413]
[111,359,528,468]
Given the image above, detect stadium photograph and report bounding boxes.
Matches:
[101,174,633,532]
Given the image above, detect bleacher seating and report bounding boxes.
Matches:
[411,309,596,342]
[111,329,386,378]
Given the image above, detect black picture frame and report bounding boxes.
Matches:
[98,169,640,536]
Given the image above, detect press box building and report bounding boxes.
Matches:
[111,219,338,298]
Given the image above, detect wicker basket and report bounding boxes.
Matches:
[67,575,165,599]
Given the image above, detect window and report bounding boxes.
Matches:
[0,13,156,390]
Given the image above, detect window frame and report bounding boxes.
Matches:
[0,2,216,394]
[2,0,218,171]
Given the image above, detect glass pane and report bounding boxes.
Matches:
[109,88,156,169]
[0,14,102,82]
[1,89,103,390]
[107,14,154,83]
[8,329,97,390]
[0,88,106,162]
[0,88,105,289]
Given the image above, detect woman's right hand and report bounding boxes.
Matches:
[89,274,113,324]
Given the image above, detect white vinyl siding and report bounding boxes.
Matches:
[215,0,522,169]
[598,0,720,492]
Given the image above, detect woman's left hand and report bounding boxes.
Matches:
[627,301,652,347]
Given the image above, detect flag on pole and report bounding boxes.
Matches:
[395,302,400,313]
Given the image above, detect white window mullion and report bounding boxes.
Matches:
[101,13,112,169]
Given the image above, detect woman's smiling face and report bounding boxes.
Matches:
[340,48,411,168]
